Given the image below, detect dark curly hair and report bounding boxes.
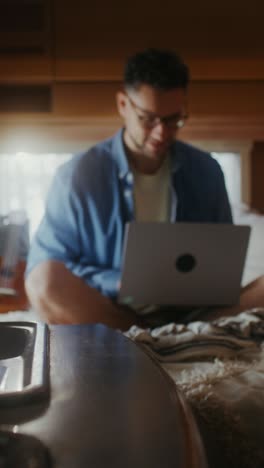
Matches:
[124,48,189,91]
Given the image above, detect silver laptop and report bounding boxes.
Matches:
[118,222,251,307]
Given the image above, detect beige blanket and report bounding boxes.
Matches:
[126,309,264,468]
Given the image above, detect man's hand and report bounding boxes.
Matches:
[25,260,142,331]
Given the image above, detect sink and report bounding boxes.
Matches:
[0,322,49,406]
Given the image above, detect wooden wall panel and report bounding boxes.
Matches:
[1,80,264,144]
[251,142,264,212]
[54,0,264,81]
[54,55,264,82]
[0,56,53,84]
[0,0,53,83]
[188,81,264,117]
[52,81,264,119]
[0,0,263,82]
[53,82,119,117]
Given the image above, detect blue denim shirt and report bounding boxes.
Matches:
[26,129,232,298]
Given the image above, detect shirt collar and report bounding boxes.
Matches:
[112,129,184,178]
[170,140,185,174]
[112,129,130,180]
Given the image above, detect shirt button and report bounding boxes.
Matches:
[126,173,133,184]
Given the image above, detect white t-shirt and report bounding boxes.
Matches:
[132,158,171,222]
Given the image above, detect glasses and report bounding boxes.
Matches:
[126,94,188,130]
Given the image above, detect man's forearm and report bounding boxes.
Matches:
[25,260,140,331]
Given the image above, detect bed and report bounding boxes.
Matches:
[126,204,264,468]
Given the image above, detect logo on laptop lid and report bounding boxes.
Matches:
[175,253,196,273]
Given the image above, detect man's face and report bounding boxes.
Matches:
[117,84,187,168]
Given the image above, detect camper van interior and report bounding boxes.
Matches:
[1,0,264,467]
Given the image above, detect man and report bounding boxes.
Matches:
[25,48,264,329]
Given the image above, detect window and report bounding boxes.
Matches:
[0,152,72,238]
[211,152,241,204]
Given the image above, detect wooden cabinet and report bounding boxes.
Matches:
[0,0,264,83]
[0,0,53,83]
[0,0,264,143]
[53,0,264,81]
